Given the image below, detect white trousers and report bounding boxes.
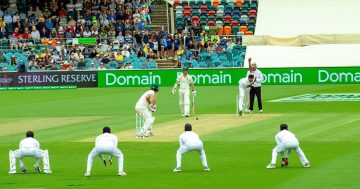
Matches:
[135,105,155,135]
[9,148,51,173]
[238,88,249,112]
[179,89,190,116]
[270,141,309,165]
[86,144,124,175]
[176,143,208,168]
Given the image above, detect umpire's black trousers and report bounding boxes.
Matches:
[249,86,262,111]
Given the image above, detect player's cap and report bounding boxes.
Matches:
[251,62,257,67]
[183,66,189,71]
[280,124,288,131]
[151,84,159,92]
[103,126,111,133]
[248,74,254,78]
[26,131,34,138]
[184,123,192,131]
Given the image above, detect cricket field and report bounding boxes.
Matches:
[0,84,359,189]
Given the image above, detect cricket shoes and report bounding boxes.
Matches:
[266,164,276,169]
[35,166,41,173]
[44,170,52,174]
[204,166,210,172]
[259,109,263,113]
[109,158,113,165]
[20,168,27,174]
[238,111,243,116]
[173,167,182,172]
[8,170,16,174]
[118,171,127,176]
[103,160,107,166]
[304,163,311,168]
[84,173,90,177]
[247,110,253,114]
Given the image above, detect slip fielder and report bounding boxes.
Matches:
[267,124,311,169]
[172,67,196,117]
[85,126,126,176]
[9,131,52,174]
[238,74,254,115]
[173,123,210,172]
[135,84,159,137]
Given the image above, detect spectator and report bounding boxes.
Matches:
[9,34,19,50]
[98,62,106,70]
[10,55,17,66]
[88,62,96,70]
[0,52,7,63]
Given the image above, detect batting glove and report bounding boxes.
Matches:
[149,104,157,112]
[192,90,197,96]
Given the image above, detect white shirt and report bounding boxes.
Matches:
[136,90,155,108]
[19,137,40,149]
[179,131,202,147]
[175,74,194,91]
[95,133,118,148]
[275,130,299,145]
[238,78,250,91]
[246,69,263,87]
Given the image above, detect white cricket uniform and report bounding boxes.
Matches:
[9,137,51,174]
[176,131,208,168]
[246,69,263,87]
[174,74,194,116]
[135,90,156,135]
[270,130,310,165]
[238,78,250,112]
[86,133,124,175]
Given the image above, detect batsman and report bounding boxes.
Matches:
[172,66,196,117]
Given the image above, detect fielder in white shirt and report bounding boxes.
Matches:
[267,124,310,169]
[173,123,210,172]
[135,84,158,137]
[238,74,255,115]
[9,131,52,174]
[85,127,126,176]
[246,58,263,113]
[172,67,196,117]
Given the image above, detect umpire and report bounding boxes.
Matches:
[246,58,263,113]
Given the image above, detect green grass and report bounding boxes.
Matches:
[0,84,359,189]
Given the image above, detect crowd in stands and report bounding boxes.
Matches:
[0,0,251,72]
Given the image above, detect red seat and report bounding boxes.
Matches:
[208,10,216,16]
[201,5,208,11]
[183,10,191,17]
[224,15,232,21]
[249,10,257,17]
[184,5,191,11]
[208,20,215,26]
[192,16,199,23]
[230,20,239,26]
[174,0,181,8]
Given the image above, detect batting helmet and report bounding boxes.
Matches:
[150,84,159,92]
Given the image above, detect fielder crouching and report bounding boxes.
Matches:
[85,126,126,176]
[9,131,52,174]
[267,124,310,169]
[173,123,210,172]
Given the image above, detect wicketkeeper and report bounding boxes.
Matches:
[135,84,159,137]
[9,131,52,174]
[172,66,196,117]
